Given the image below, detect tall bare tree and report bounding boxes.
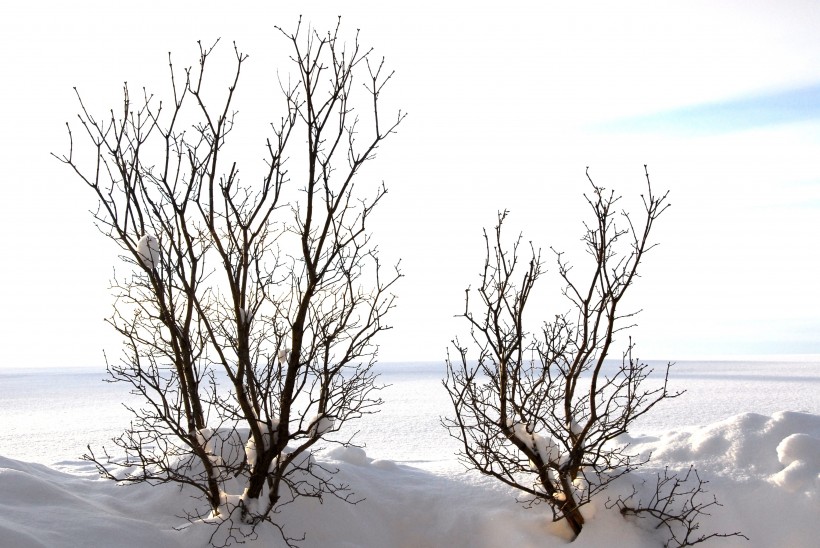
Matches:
[443,168,676,539]
[55,18,403,545]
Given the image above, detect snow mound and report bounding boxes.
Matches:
[327,445,370,466]
[652,411,820,484]
[771,433,820,493]
[324,447,398,470]
[371,459,398,470]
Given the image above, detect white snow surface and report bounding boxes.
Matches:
[1,359,819,547]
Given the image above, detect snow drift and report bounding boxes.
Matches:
[1,411,818,547]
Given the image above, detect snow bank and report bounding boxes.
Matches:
[0,456,184,548]
[1,412,819,547]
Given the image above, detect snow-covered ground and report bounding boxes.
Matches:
[0,360,818,547]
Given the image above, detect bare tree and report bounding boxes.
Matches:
[55,18,403,545]
[443,167,677,539]
[609,466,749,547]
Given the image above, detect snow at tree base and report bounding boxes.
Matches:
[0,361,818,547]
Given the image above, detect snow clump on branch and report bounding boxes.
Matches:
[308,414,336,437]
[245,421,278,472]
[136,234,160,269]
[507,420,561,465]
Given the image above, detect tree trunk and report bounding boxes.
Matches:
[560,475,585,539]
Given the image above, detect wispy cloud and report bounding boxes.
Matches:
[598,83,820,135]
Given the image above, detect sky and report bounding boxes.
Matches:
[1,0,819,367]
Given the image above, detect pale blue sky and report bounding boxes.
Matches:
[1,1,819,367]
[602,84,820,134]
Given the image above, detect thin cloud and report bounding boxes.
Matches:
[598,83,820,135]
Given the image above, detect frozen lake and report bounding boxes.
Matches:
[1,359,818,471]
